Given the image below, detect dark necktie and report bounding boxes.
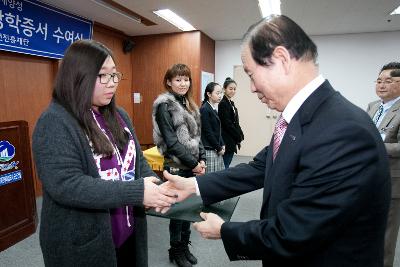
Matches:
[374,104,384,125]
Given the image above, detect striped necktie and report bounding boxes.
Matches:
[273,115,288,161]
[374,104,384,125]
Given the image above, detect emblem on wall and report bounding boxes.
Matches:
[0,140,19,172]
[0,141,15,162]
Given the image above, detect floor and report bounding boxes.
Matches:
[0,155,399,266]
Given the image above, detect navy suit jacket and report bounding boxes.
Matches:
[200,102,224,152]
[197,81,391,266]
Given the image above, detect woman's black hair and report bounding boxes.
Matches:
[52,39,128,156]
[223,77,236,89]
[202,82,220,104]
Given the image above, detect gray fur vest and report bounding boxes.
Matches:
[152,92,201,165]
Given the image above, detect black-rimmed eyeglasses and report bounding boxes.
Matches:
[97,72,123,84]
[375,79,400,85]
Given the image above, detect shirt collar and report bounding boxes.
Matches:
[282,75,325,123]
[207,101,218,110]
[381,96,400,111]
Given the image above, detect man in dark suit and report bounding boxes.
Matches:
[162,15,391,266]
[367,62,400,267]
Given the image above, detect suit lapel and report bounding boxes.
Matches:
[273,116,301,166]
[368,102,380,118]
[274,80,336,170]
[206,102,220,122]
[261,134,274,203]
[379,99,400,128]
[260,80,337,218]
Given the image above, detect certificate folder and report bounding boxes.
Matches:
[146,196,240,222]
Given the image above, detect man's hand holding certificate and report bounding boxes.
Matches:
[159,170,225,240]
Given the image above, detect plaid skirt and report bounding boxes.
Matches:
[205,149,224,173]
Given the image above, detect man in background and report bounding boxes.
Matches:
[367,62,400,267]
[162,15,391,266]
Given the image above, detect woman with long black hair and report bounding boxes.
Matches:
[33,40,175,267]
[218,77,244,168]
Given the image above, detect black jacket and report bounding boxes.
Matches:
[218,95,244,154]
[200,102,224,152]
[154,94,206,169]
[199,81,390,266]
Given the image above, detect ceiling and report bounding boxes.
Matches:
[42,0,400,40]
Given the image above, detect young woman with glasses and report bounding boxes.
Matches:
[32,39,176,267]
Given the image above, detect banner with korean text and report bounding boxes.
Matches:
[0,0,93,59]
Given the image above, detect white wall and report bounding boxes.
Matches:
[215,31,400,109]
[215,39,242,87]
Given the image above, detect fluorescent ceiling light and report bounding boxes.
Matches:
[153,9,196,31]
[390,5,400,15]
[258,0,281,17]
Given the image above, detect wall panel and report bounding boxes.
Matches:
[0,51,55,195]
[200,32,215,74]
[93,25,134,120]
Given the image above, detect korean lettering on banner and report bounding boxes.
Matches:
[0,170,22,186]
[0,0,93,59]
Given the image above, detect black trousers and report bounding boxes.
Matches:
[169,219,191,242]
[223,152,234,169]
[164,166,194,243]
[115,233,136,267]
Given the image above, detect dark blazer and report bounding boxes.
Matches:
[218,95,244,153]
[33,102,153,267]
[197,81,391,266]
[200,102,224,152]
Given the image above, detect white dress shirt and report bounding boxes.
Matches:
[282,74,325,123]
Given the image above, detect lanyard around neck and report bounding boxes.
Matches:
[91,110,123,165]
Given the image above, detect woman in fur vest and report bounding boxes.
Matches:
[152,63,206,267]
